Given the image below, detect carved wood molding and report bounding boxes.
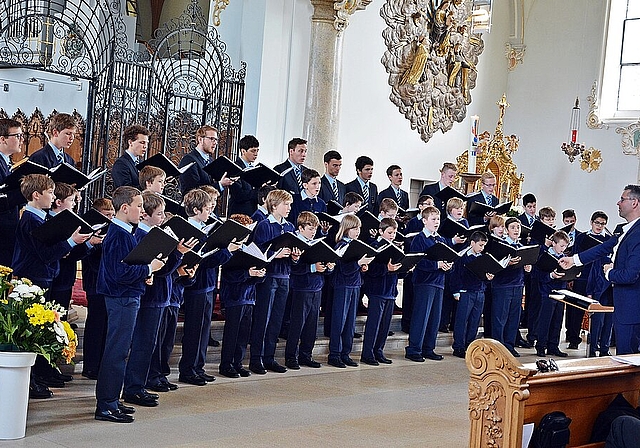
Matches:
[467,339,535,448]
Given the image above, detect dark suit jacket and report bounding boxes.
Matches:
[178,149,221,196]
[518,213,537,228]
[319,175,346,205]
[228,157,258,216]
[29,143,75,168]
[377,185,409,210]
[420,182,445,215]
[345,178,378,215]
[465,191,499,226]
[0,156,25,266]
[579,221,640,324]
[111,153,140,189]
[274,160,307,195]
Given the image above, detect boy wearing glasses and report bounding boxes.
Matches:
[466,172,499,226]
[0,118,26,267]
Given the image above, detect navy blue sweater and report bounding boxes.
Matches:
[250,216,295,278]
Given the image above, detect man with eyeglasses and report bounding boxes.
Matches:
[466,171,499,226]
[0,118,26,267]
[179,125,234,196]
[29,112,77,168]
[560,185,640,354]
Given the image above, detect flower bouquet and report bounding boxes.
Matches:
[506,204,524,218]
[0,266,77,366]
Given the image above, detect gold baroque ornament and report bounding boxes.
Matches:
[580,147,602,173]
[212,0,231,27]
[586,80,609,130]
[380,0,485,143]
[334,0,372,32]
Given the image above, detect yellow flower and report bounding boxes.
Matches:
[0,265,12,275]
[61,320,77,343]
[26,303,56,326]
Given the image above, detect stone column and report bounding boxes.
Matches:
[303,0,371,171]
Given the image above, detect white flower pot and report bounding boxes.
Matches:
[0,351,37,439]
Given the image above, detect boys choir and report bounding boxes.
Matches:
[0,115,620,423]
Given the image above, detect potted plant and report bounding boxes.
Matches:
[0,265,77,439]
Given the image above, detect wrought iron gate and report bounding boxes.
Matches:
[0,0,245,203]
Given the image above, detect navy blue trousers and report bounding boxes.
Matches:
[179,289,213,377]
[220,304,253,370]
[82,293,108,375]
[491,286,523,352]
[250,277,289,365]
[96,296,139,412]
[406,284,442,356]
[535,294,564,351]
[285,289,321,362]
[329,286,359,359]
[148,305,179,385]
[452,291,484,351]
[123,306,164,395]
[362,295,394,360]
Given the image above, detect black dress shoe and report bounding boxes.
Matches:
[423,352,444,361]
[375,355,393,364]
[341,357,358,367]
[34,375,65,388]
[29,382,53,399]
[235,367,251,377]
[146,383,170,393]
[219,367,240,378]
[199,372,216,382]
[95,409,135,423]
[548,349,568,358]
[600,351,612,357]
[535,347,546,357]
[82,370,98,380]
[208,337,221,347]
[388,331,395,336]
[249,363,267,375]
[353,332,362,339]
[53,371,73,382]
[516,338,532,349]
[405,353,425,362]
[123,392,159,407]
[162,381,178,390]
[118,402,136,414]
[567,342,580,350]
[510,349,521,358]
[438,326,449,333]
[327,357,346,368]
[360,357,379,366]
[452,349,466,359]
[265,361,287,373]
[178,375,207,386]
[143,390,160,399]
[285,359,300,370]
[299,358,321,368]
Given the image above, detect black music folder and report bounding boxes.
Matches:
[373,243,424,272]
[299,239,340,264]
[81,208,112,229]
[357,209,380,239]
[530,220,556,244]
[49,163,106,190]
[326,199,343,216]
[434,186,469,204]
[265,231,309,252]
[123,226,179,265]
[31,209,107,245]
[335,238,378,263]
[510,245,541,269]
[137,153,194,178]
[161,215,207,243]
[464,253,509,279]
[468,200,513,217]
[578,234,605,251]
[536,251,583,281]
[203,156,244,181]
[240,163,284,188]
[202,219,253,251]
[0,159,49,192]
[423,241,460,263]
[223,242,276,270]
[159,194,187,218]
[181,248,219,269]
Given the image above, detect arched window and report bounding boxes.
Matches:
[600,0,640,121]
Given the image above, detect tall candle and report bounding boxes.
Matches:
[468,115,479,173]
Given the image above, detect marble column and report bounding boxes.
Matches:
[303,0,371,171]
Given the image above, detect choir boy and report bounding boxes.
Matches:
[218,214,266,378]
[178,189,236,386]
[328,215,374,368]
[81,198,115,380]
[465,172,499,226]
[451,231,493,358]
[534,230,570,358]
[29,112,77,167]
[94,186,166,423]
[249,189,301,374]
[139,165,166,193]
[111,124,150,188]
[123,192,195,404]
[561,209,584,350]
[490,218,532,357]
[345,155,379,214]
[361,218,402,365]
[285,212,334,370]
[377,165,409,211]
[251,184,275,224]
[405,206,454,362]
[290,168,327,226]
